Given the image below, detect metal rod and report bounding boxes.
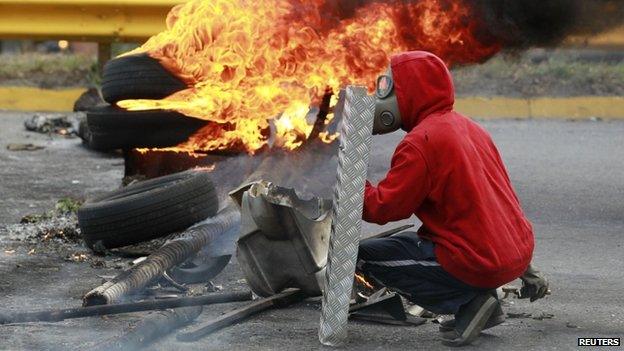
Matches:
[93,306,203,351]
[0,291,252,325]
[308,88,333,142]
[97,42,112,75]
[349,314,426,327]
[177,289,305,342]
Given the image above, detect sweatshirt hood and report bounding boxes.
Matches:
[390,51,455,131]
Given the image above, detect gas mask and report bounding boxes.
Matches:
[372,68,402,135]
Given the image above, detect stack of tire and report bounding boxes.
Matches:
[82,54,208,151]
[77,169,230,284]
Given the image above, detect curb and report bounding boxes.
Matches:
[0,86,623,119]
[456,96,624,120]
[0,86,85,112]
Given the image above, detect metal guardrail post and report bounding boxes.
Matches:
[319,86,374,346]
[97,42,112,74]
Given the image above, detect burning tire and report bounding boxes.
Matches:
[101,53,187,103]
[78,170,219,251]
[86,105,207,151]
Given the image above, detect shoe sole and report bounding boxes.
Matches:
[441,296,498,347]
[438,314,506,333]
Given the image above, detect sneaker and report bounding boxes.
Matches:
[439,299,505,333]
[441,293,498,347]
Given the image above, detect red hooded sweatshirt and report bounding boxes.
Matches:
[363,51,534,289]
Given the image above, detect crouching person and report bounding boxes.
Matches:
[357,51,548,347]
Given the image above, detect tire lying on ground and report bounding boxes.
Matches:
[78,170,219,251]
[167,215,240,284]
[101,53,188,104]
[86,105,208,151]
[168,255,232,284]
[78,118,91,145]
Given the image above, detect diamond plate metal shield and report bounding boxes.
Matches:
[319,86,374,346]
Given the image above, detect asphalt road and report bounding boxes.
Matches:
[0,111,623,350]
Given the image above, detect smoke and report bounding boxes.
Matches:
[469,0,624,48]
[294,0,624,49]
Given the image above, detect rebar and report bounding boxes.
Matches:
[177,289,305,342]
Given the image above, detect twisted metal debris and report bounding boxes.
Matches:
[83,205,240,306]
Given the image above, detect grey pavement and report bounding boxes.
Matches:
[0,111,623,350]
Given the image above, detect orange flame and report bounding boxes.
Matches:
[118,0,500,154]
[355,273,375,290]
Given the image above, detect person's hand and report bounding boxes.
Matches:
[519,265,549,302]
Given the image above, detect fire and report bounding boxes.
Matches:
[355,273,375,290]
[118,0,500,154]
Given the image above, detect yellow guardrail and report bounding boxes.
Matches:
[0,0,184,42]
[0,1,621,47]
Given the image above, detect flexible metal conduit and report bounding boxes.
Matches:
[83,204,241,306]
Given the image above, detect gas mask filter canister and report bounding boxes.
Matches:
[372,68,402,135]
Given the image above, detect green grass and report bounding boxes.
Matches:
[55,197,83,214]
[0,49,622,96]
[452,50,624,97]
[20,197,84,224]
[0,53,97,87]
[0,53,93,74]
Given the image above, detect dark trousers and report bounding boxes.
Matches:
[357,231,483,315]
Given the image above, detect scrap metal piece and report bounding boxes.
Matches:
[235,181,332,297]
[177,289,306,342]
[83,205,240,306]
[349,291,427,327]
[406,304,437,318]
[235,184,408,298]
[501,285,551,300]
[6,143,45,151]
[93,306,203,351]
[319,86,374,346]
[0,291,252,325]
[161,272,189,292]
[349,293,406,321]
[501,285,520,299]
[349,313,426,327]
